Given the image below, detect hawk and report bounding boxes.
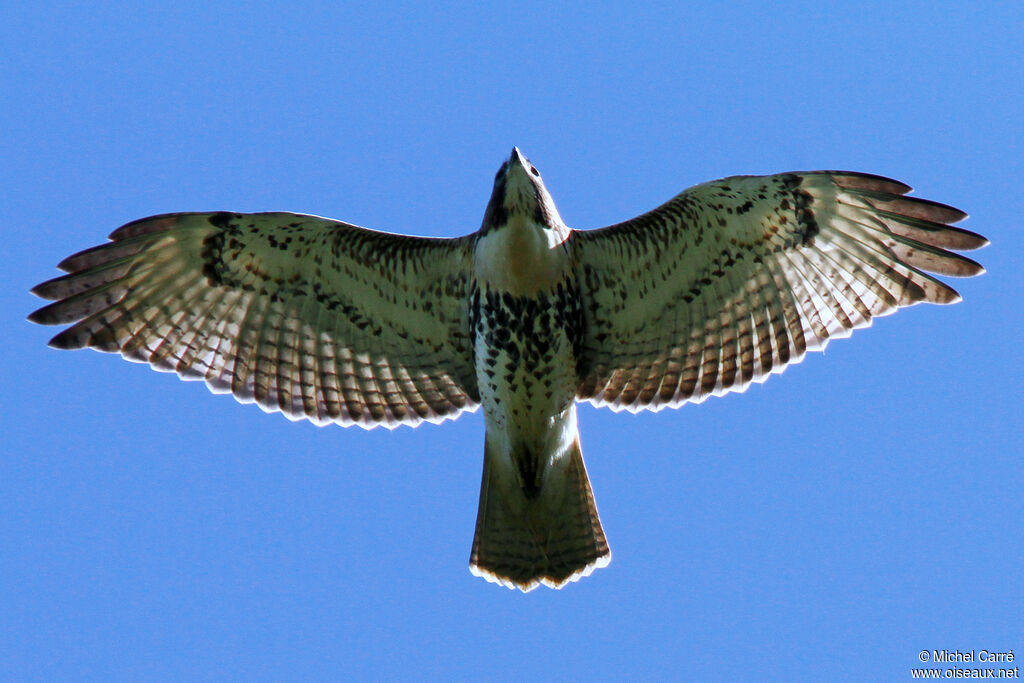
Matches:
[30,148,986,591]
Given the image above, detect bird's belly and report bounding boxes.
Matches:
[472,284,582,453]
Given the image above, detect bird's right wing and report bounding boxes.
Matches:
[570,172,987,412]
[30,212,480,429]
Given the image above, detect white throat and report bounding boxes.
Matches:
[474,217,571,296]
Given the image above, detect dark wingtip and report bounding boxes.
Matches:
[933,225,988,251]
[903,196,969,224]
[824,171,913,195]
[30,280,54,299]
[57,251,87,272]
[47,328,86,349]
[56,243,112,272]
[961,258,985,277]
[108,213,184,240]
[27,304,56,324]
[27,296,68,325]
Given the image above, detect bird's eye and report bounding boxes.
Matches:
[530,166,540,177]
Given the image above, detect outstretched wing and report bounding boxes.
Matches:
[30,212,479,428]
[571,172,987,411]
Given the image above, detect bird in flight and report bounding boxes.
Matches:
[30,148,986,591]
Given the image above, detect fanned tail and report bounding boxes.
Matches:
[469,433,610,592]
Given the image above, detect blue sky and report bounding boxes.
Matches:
[3,2,1021,680]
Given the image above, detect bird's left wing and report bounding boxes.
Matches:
[570,172,987,411]
[31,212,479,428]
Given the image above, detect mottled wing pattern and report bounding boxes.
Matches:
[572,172,987,411]
[31,212,479,428]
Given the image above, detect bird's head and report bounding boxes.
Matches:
[480,148,565,235]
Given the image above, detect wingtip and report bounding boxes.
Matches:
[938,226,988,251]
[29,280,54,299]
[107,213,188,241]
[27,300,64,325]
[959,256,985,278]
[46,328,88,349]
[932,282,963,305]
[824,171,913,195]
[56,251,86,272]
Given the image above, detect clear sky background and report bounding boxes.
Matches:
[3,2,1021,681]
